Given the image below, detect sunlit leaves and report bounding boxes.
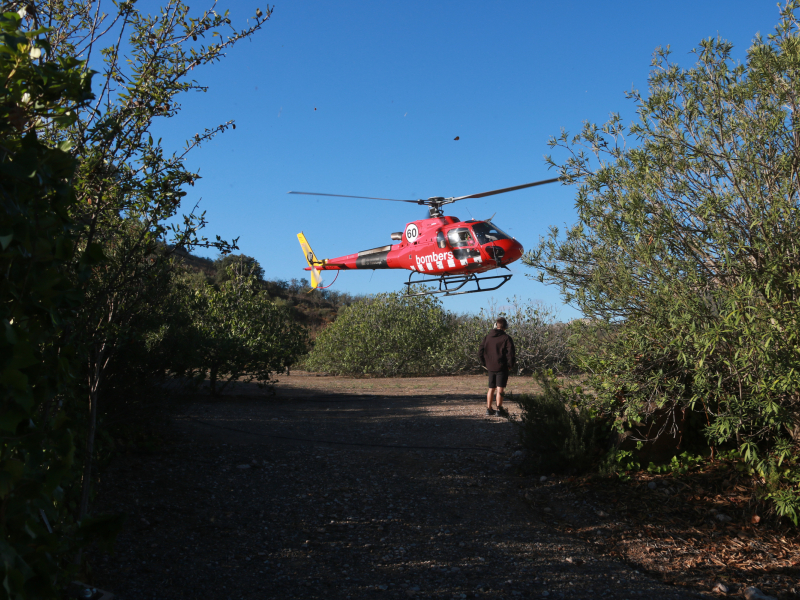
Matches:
[305,290,451,377]
[525,1,800,520]
[178,266,307,395]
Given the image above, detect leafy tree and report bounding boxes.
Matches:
[186,267,308,395]
[305,290,451,376]
[1,1,288,589]
[0,11,119,596]
[525,1,800,521]
[213,254,265,285]
[5,0,273,521]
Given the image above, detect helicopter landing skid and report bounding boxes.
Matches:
[404,271,512,296]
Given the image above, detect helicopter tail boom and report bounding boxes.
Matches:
[297,232,324,289]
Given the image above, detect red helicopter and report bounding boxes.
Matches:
[293,177,559,296]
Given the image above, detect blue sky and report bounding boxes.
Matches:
[147,0,782,320]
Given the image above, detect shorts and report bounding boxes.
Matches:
[487,370,509,389]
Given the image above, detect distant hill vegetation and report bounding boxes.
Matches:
[173,248,366,333]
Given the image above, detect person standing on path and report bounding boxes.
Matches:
[479,317,516,416]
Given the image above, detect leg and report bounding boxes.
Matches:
[497,371,508,410]
[495,371,509,415]
[486,371,498,410]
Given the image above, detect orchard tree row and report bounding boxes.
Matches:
[0,2,308,595]
[304,292,569,377]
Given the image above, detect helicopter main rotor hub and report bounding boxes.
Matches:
[424,197,448,218]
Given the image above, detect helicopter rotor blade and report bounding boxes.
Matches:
[449,177,560,201]
[288,191,421,204]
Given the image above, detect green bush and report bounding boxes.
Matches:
[93,257,197,429]
[525,1,800,522]
[168,265,308,395]
[307,292,570,377]
[515,373,608,473]
[304,289,450,376]
[436,299,570,374]
[0,12,122,596]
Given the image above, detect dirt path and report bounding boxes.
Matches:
[92,374,703,599]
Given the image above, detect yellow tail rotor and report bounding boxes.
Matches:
[297,232,323,290]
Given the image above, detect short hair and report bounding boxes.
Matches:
[495,317,508,329]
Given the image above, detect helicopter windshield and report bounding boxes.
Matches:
[447,228,474,247]
[471,222,511,244]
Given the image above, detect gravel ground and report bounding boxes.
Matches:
[90,374,709,599]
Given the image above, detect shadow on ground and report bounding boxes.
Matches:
[90,379,708,599]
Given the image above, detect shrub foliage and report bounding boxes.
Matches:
[525,1,800,522]
[305,290,450,376]
[1,2,307,595]
[178,266,308,395]
[305,292,567,377]
[0,11,121,595]
[438,299,571,375]
[515,374,608,474]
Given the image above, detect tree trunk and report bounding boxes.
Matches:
[79,341,108,521]
[79,376,99,520]
[210,365,218,396]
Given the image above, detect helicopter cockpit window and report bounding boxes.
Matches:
[436,231,447,249]
[447,228,474,247]
[471,222,511,245]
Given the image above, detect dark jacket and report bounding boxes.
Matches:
[479,329,516,372]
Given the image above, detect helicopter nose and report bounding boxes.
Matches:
[484,239,524,264]
[507,239,524,263]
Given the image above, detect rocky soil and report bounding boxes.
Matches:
[88,373,797,599]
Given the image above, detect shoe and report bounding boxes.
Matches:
[497,406,509,417]
[486,408,496,416]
